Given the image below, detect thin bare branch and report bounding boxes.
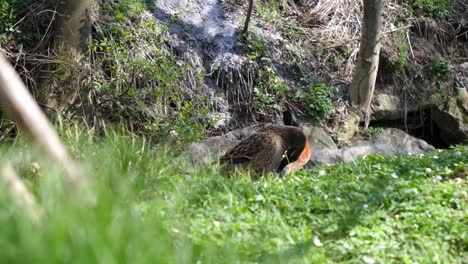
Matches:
[0,53,80,185]
[0,163,42,222]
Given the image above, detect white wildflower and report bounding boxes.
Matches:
[390,172,398,179]
[413,188,419,194]
[363,256,376,264]
[30,162,40,174]
[425,168,432,173]
[323,194,328,200]
[213,220,220,227]
[454,178,463,185]
[432,155,439,159]
[319,170,326,176]
[363,204,369,209]
[313,236,323,247]
[435,175,442,181]
[336,197,342,202]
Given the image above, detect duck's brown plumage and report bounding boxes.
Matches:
[220,109,313,176]
[220,125,307,176]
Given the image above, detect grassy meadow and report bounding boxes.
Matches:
[0,128,466,263]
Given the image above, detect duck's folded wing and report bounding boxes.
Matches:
[219,132,267,164]
[247,132,287,174]
[220,132,287,173]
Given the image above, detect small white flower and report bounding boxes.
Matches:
[419,154,425,157]
[213,220,220,227]
[432,155,439,159]
[363,256,376,264]
[425,168,432,173]
[435,175,442,181]
[323,194,328,200]
[313,236,323,247]
[390,172,398,179]
[335,197,342,202]
[413,188,419,194]
[319,170,326,176]
[169,130,178,138]
[30,162,40,174]
[363,204,369,209]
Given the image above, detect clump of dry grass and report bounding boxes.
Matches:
[0,1,57,94]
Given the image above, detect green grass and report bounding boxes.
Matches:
[0,128,467,263]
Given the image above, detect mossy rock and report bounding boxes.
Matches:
[430,87,468,146]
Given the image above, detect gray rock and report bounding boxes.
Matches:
[187,136,238,164]
[310,148,343,166]
[427,87,468,146]
[340,131,433,162]
[310,128,435,165]
[460,62,468,73]
[303,125,338,150]
[372,93,404,120]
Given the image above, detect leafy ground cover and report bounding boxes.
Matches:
[0,129,466,263]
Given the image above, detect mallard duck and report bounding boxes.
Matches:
[220,109,312,176]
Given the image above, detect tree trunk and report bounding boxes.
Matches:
[350,0,383,127]
[38,0,92,117]
[242,0,254,34]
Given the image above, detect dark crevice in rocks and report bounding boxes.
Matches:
[369,109,451,149]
